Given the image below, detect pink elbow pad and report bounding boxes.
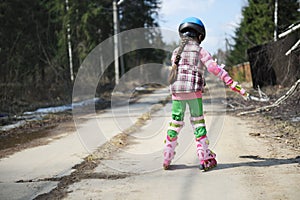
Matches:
[207,62,221,76]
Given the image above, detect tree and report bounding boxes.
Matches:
[0,0,164,115]
[65,0,112,68]
[118,0,165,72]
[277,0,300,33]
[226,0,300,66]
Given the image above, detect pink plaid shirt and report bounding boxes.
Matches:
[170,40,233,100]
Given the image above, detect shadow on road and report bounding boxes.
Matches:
[215,155,300,171]
[166,155,300,171]
[167,164,199,170]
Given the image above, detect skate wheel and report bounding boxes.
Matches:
[202,166,211,171]
[163,160,171,170]
[200,160,217,171]
[199,164,205,170]
[163,164,170,170]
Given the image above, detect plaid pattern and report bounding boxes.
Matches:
[170,40,205,93]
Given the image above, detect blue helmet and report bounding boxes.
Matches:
[178,17,206,41]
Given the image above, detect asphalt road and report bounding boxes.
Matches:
[0,78,299,200]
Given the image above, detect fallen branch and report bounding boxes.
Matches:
[246,85,270,102]
[239,79,300,116]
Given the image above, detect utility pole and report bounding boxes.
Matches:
[113,0,119,85]
[118,9,125,77]
[113,0,125,85]
[274,0,278,41]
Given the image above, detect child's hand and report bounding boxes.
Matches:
[228,82,248,99]
[242,92,251,101]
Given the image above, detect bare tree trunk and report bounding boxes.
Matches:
[65,0,74,82]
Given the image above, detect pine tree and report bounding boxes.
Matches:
[0,0,164,114]
[226,0,300,66]
[118,0,164,72]
[277,0,300,32]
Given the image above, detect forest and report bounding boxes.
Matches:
[0,0,164,115]
[0,0,299,116]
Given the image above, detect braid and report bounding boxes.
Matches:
[173,37,189,66]
[168,37,189,84]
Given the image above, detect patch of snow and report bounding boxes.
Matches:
[0,98,104,131]
[0,120,26,131]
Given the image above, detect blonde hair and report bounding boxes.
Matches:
[173,36,189,68]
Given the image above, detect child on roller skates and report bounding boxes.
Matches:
[163,17,248,171]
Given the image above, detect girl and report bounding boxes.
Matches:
[163,17,248,171]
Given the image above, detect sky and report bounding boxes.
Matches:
[158,0,248,54]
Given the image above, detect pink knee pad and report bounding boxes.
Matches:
[190,116,205,131]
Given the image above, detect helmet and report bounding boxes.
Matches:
[178,17,206,41]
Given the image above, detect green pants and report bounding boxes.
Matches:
[168,98,207,139]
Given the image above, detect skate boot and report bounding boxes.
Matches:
[196,135,217,171]
[163,136,178,170]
